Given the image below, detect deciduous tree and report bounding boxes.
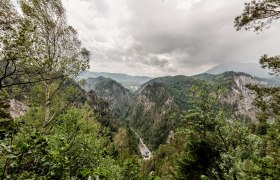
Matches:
[19,0,90,132]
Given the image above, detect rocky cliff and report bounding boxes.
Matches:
[82,77,133,118]
[129,72,267,149]
[223,73,265,122]
[129,82,180,149]
[82,72,270,150]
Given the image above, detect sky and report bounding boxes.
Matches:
[61,0,280,77]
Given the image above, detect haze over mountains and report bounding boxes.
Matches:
[78,71,152,91]
[206,63,273,78]
[78,62,279,92]
[206,63,280,85]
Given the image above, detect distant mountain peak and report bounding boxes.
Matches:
[206,62,273,78]
[78,71,152,92]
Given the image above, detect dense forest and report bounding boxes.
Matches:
[0,0,280,179]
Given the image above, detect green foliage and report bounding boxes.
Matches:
[0,1,147,179]
[234,2,280,177]
[171,83,255,180]
[174,138,221,179]
[235,0,280,31]
[173,84,221,179]
[11,0,91,134]
[113,128,139,158]
[0,91,11,120]
[0,0,41,90]
[260,54,280,76]
[19,0,90,79]
[0,106,126,179]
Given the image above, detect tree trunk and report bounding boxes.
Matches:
[42,82,50,133]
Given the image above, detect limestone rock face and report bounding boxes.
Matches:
[86,90,120,132]
[166,130,175,144]
[128,72,270,149]
[82,71,274,150]
[224,74,265,122]
[9,99,28,118]
[82,77,132,118]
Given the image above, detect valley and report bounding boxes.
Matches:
[134,131,153,160]
[79,70,276,151]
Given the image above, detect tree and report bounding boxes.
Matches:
[235,0,280,77]
[235,0,280,32]
[0,105,124,179]
[235,0,280,138]
[235,0,280,137]
[173,83,243,179]
[0,0,38,90]
[235,1,280,179]
[19,0,90,132]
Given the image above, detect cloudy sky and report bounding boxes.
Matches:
[61,0,280,77]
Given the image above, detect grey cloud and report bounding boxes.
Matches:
[142,56,178,73]
[79,0,110,17]
[63,0,280,76]
[94,0,110,15]
[123,0,243,66]
[126,0,272,61]
[143,57,168,68]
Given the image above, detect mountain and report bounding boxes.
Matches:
[128,72,266,149]
[82,77,132,118]
[206,63,273,78]
[263,76,280,86]
[79,70,274,150]
[194,72,264,122]
[78,71,152,91]
[86,90,120,132]
[129,82,181,149]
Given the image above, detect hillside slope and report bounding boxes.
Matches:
[81,71,272,150]
[129,72,266,149]
[82,77,132,118]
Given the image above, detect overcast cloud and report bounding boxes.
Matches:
[62,0,280,77]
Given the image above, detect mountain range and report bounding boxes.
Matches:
[79,63,279,91]
[128,72,264,149]
[206,62,275,78]
[79,68,279,150]
[78,71,152,91]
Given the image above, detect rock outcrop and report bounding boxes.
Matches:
[82,77,132,118]
[224,74,264,122]
[9,99,29,118]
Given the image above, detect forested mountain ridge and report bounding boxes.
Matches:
[81,71,270,150]
[129,82,180,149]
[194,72,266,122]
[206,63,280,85]
[82,77,133,119]
[127,72,264,149]
[206,63,272,78]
